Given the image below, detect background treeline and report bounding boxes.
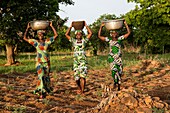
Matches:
[0,0,169,65]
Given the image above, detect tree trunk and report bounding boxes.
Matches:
[5,44,15,66]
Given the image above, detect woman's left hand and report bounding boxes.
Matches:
[84,21,87,27]
[49,21,53,27]
[124,20,127,25]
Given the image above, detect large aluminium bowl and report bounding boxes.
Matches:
[72,21,85,30]
[30,20,49,30]
[104,19,124,30]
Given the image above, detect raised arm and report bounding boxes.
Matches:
[65,23,72,40]
[50,21,58,39]
[98,23,106,41]
[84,21,92,39]
[123,20,131,39]
[23,23,31,42]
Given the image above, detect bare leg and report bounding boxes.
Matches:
[80,77,86,93]
[76,79,81,94]
[113,82,117,89]
[118,84,120,91]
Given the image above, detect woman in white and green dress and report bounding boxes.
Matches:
[65,21,92,94]
[98,20,130,91]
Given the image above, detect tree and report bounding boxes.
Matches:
[125,0,170,53]
[0,0,74,65]
[47,19,72,51]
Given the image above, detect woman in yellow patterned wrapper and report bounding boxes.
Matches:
[23,21,58,98]
[98,20,130,91]
[65,21,92,94]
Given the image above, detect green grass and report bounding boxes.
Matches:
[152,107,165,113]
[0,53,169,74]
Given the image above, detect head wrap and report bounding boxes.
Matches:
[110,30,119,37]
[110,30,117,33]
[75,30,82,35]
[37,30,45,34]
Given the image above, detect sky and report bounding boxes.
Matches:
[58,0,136,26]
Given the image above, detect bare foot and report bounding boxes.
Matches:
[76,90,82,94]
[4,63,11,66]
[81,92,85,96]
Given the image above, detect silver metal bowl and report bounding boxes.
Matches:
[104,19,124,30]
[30,20,49,30]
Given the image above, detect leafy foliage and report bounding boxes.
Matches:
[0,0,74,47]
[89,14,118,55]
[126,0,170,53]
[89,14,133,55]
[50,25,72,51]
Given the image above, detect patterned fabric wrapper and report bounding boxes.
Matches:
[105,36,125,84]
[69,37,89,80]
[37,30,46,34]
[28,37,55,94]
[75,30,82,35]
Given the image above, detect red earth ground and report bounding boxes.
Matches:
[0,60,169,113]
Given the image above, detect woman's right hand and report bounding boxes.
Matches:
[27,22,30,29]
[101,22,105,27]
[70,22,73,28]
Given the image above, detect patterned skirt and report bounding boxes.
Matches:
[34,62,52,95]
[108,54,123,84]
[73,53,87,80]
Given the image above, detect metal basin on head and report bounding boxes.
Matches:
[30,20,49,30]
[104,19,124,30]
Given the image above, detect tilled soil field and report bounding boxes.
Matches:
[0,60,170,113]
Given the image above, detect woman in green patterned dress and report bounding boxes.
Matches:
[98,20,130,91]
[65,21,92,94]
[23,21,58,98]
